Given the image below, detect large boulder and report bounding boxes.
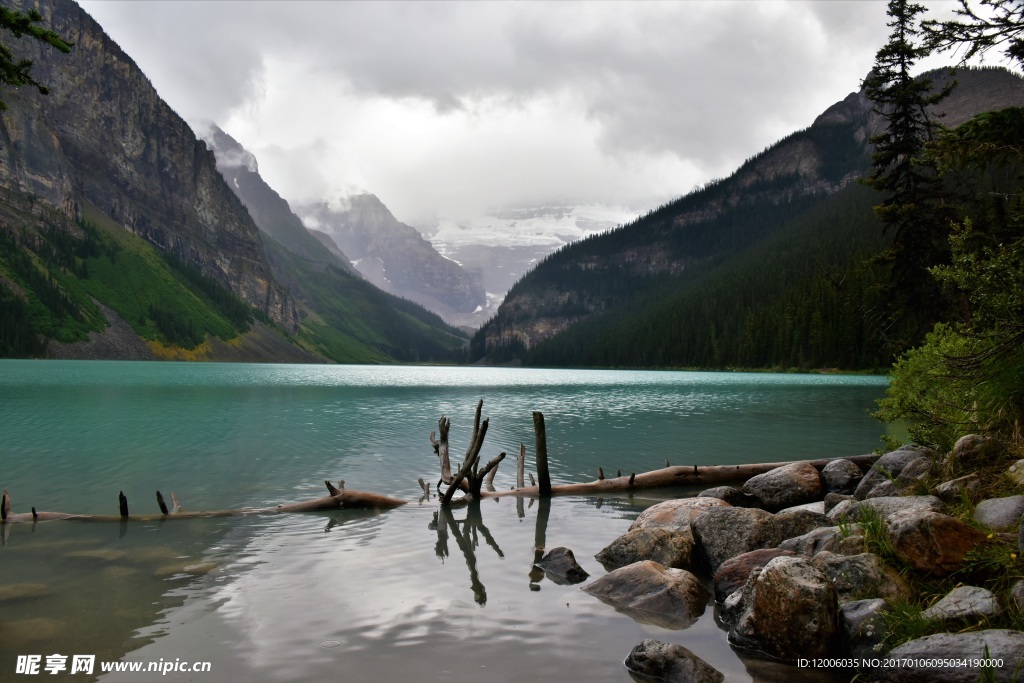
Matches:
[934,473,981,504]
[713,548,797,603]
[629,497,731,532]
[1008,459,1024,488]
[581,560,709,630]
[809,551,912,604]
[1011,580,1024,611]
[821,458,864,494]
[952,434,1003,470]
[595,526,695,571]
[886,509,987,575]
[728,556,839,661]
[697,486,760,508]
[828,495,943,524]
[922,585,1002,623]
[840,598,889,659]
[623,639,724,683]
[855,447,935,500]
[692,507,775,573]
[742,461,823,512]
[780,525,866,557]
[534,547,588,585]
[872,630,1024,682]
[693,507,831,573]
[973,495,1024,530]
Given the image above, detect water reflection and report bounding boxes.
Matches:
[430,503,505,605]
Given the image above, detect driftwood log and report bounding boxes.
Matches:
[0,482,405,525]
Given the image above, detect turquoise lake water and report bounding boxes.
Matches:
[0,361,890,682]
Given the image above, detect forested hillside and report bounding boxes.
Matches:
[471,67,1024,370]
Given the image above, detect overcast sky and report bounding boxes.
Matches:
[78,1,971,228]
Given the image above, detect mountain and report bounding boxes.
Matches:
[471,67,1024,368]
[298,194,486,327]
[419,204,639,327]
[200,126,469,363]
[0,0,466,363]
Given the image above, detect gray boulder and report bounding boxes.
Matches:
[629,497,731,532]
[952,434,1003,469]
[777,501,826,515]
[894,455,933,488]
[742,461,823,512]
[973,495,1024,530]
[581,560,709,630]
[855,447,935,500]
[872,630,1024,682]
[624,639,724,683]
[1008,459,1024,487]
[934,473,981,504]
[595,526,695,571]
[840,598,889,659]
[1011,580,1024,611]
[693,507,831,573]
[780,525,866,557]
[809,551,912,604]
[692,507,775,573]
[824,492,854,514]
[828,495,943,524]
[534,547,589,585]
[697,486,760,508]
[822,458,863,494]
[728,556,839,661]
[864,479,901,498]
[922,585,1002,623]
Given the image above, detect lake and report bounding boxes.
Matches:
[0,361,891,682]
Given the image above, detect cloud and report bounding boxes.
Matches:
[78,0,964,226]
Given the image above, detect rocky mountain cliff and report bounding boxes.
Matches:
[299,194,486,326]
[0,0,467,363]
[0,0,298,332]
[472,67,1024,363]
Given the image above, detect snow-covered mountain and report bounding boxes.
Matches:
[418,204,640,324]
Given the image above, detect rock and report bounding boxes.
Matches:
[840,598,889,659]
[872,630,1024,682]
[822,458,864,494]
[742,461,823,512]
[824,492,854,514]
[864,479,901,498]
[728,556,839,661]
[780,525,866,557]
[809,551,912,604]
[595,527,694,571]
[692,507,775,573]
[1011,580,1024,611]
[534,547,589,585]
[697,486,760,508]
[922,585,1002,623]
[623,639,724,683]
[854,447,935,500]
[581,560,709,630]
[777,501,826,515]
[886,509,987,575]
[935,474,981,504]
[713,548,797,603]
[828,495,943,523]
[768,509,836,544]
[1020,514,1023,553]
[1008,459,1024,488]
[894,455,933,488]
[952,434,1003,469]
[629,497,731,533]
[0,584,54,603]
[693,507,830,573]
[973,495,1024,530]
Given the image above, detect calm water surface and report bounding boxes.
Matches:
[0,361,890,682]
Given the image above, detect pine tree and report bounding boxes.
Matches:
[862,0,955,351]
